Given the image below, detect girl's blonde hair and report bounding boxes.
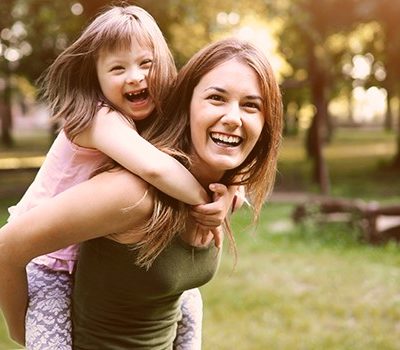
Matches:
[39,5,176,140]
[136,38,283,268]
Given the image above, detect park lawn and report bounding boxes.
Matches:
[1,203,399,349]
[1,128,400,348]
[0,130,51,160]
[277,128,400,200]
[201,205,400,350]
[0,198,22,349]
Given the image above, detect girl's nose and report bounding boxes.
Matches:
[126,69,144,84]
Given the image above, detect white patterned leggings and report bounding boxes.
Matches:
[25,262,203,350]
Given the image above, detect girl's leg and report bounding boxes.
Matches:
[25,262,73,350]
[174,288,203,350]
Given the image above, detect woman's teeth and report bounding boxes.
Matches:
[210,132,242,146]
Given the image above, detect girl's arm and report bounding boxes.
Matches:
[190,184,239,227]
[189,185,247,247]
[75,108,209,205]
[0,170,152,343]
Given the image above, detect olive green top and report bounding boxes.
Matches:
[72,236,221,349]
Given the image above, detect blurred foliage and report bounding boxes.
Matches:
[1,0,400,189]
[0,0,85,83]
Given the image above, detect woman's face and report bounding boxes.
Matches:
[189,58,265,180]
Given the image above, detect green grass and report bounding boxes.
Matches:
[201,205,400,350]
[1,128,400,348]
[0,199,22,349]
[277,128,400,200]
[1,203,399,349]
[0,130,51,159]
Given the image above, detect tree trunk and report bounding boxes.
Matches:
[307,106,330,194]
[305,40,330,194]
[393,92,400,168]
[347,93,354,124]
[324,97,334,143]
[1,63,13,147]
[384,84,393,131]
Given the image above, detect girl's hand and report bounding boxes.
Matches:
[190,183,233,228]
[190,183,236,248]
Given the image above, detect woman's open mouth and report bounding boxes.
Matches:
[210,132,242,147]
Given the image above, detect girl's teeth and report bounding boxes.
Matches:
[125,89,148,102]
[127,89,145,97]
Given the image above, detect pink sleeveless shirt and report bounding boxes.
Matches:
[8,130,109,273]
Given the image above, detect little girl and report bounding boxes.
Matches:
[7,5,232,350]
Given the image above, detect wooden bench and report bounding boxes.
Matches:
[292,197,400,244]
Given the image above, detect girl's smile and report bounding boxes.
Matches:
[96,40,155,120]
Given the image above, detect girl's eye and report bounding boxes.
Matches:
[141,59,153,67]
[110,65,124,72]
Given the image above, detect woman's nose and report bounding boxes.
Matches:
[222,103,242,127]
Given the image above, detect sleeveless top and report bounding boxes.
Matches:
[72,236,221,349]
[8,130,109,273]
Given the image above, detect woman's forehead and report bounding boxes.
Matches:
[196,59,261,94]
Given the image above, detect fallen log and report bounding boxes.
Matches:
[292,197,400,244]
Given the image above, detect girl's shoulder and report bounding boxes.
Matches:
[93,105,136,130]
[74,106,135,148]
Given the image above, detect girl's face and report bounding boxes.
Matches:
[189,58,265,181]
[96,40,155,120]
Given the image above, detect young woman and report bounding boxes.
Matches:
[0,38,283,349]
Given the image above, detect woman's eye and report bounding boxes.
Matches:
[243,102,261,111]
[207,94,224,102]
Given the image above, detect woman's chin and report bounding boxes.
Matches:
[205,156,243,173]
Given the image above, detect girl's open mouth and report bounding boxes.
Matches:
[124,88,149,103]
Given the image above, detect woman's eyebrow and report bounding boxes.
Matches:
[247,95,264,102]
[204,86,263,101]
[204,86,226,93]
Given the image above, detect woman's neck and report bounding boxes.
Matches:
[190,160,224,190]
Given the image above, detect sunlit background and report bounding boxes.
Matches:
[1,0,400,190]
[2,2,400,350]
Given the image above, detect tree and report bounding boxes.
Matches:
[371,0,400,166]
[0,0,85,146]
[348,0,400,167]
[0,0,22,146]
[275,0,365,194]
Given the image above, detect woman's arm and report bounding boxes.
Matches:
[75,108,209,205]
[0,170,152,343]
